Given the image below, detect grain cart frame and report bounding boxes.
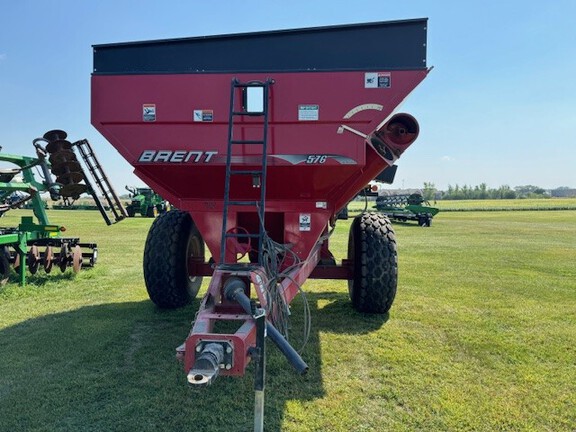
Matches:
[92,18,430,429]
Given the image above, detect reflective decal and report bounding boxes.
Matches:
[143,104,156,122]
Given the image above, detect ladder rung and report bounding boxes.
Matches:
[234,83,267,88]
[232,111,265,117]
[230,140,265,145]
[227,201,259,206]
[230,170,262,175]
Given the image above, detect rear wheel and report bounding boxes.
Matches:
[146,205,157,218]
[143,210,205,308]
[348,212,398,313]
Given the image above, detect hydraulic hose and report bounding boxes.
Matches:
[224,277,308,375]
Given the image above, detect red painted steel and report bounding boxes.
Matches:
[92,70,428,261]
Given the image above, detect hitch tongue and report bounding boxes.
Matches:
[187,343,225,385]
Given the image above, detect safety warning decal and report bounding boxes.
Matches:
[364,72,391,88]
[194,110,214,122]
[143,104,156,122]
[299,213,311,231]
[298,105,319,121]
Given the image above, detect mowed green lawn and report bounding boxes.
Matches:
[0,209,574,431]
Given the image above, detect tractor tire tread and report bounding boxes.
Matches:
[143,210,201,309]
[349,211,398,313]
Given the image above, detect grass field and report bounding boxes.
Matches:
[0,209,575,431]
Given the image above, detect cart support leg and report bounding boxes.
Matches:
[253,302,266,432]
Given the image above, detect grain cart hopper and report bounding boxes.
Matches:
[91,18,429,429]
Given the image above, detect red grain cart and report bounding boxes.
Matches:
[92,18,429,428]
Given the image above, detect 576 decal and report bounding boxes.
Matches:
[305,155,328,164]
[270,154,357,165]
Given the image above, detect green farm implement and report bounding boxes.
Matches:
[125,186,170,217]
[0,129,126,285]
[374,192,439,226]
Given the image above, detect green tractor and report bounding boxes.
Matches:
[125,186,170,218]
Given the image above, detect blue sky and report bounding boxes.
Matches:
[1,0,575,191]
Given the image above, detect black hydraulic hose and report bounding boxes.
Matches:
[264,320,308,375]
[224,278,309,375]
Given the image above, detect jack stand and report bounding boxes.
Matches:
[251,301,266,432]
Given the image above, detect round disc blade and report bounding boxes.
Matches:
[43,246,54,274]
[59,243,69,273]
[72,245,83,273]
[28,245,40,274]
[43,129,68,142]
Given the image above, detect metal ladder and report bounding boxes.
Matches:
[220,78,272,265]
[73,139,128,225]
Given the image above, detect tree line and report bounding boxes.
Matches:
[422,183,558,201]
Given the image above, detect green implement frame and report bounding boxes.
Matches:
[0,141,98,286]
[374,192,439,227]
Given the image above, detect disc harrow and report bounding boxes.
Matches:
[0,129,112,286]
[0,224,98,285]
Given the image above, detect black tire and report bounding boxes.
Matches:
[0,250,10,286]
[347,212,398,313]
[126,206,136,217]
[146,205,157,218]
[143,210,205,308]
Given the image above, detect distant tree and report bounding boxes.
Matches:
[422,182,436,201]
[515,185,546,198]
[440,183,528,200]
[478,183,489,199]
[497,185,517,199]
[551,187,576,197]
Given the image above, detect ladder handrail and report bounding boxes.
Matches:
[220,78,272,265]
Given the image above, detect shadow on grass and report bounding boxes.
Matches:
[6,270,76,286]
[0,289,389,432]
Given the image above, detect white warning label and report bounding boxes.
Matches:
[364,72,391,88]
[298,105,319,121]
[193,109,214,122]
[299,213,311,231]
